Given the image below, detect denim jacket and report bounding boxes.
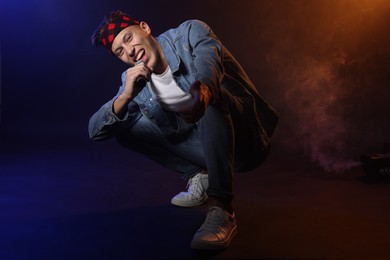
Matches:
[88,20,278,141]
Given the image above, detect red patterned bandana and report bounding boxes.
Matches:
[101,15,139,52]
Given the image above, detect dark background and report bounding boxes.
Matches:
[0,0,390,172]
[1,0,389,172]
[1,1,390,259]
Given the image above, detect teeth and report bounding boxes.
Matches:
[136,49,145,61]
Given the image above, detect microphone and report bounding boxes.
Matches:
[136,76,147,89]
[135,60,147,89]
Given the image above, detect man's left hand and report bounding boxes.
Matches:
[179,81,212,123]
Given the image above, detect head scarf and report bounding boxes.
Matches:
[99,15,140,52]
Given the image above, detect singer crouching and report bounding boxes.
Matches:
[88,10,278,250]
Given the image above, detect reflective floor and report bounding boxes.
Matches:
[1,132,390,259]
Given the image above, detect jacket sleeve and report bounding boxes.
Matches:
[186,20,224,98]
[88,72,140,141]
[88,99,121,141]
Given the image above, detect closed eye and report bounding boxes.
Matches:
[124,33,132,44]
[115,47,124,57]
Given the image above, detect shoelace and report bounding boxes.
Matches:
[186,175,203,198]
[200,208,225,233]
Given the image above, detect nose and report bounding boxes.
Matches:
[126,46,135,57]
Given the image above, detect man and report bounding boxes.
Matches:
[89,10,278,250]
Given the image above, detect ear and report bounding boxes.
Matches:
[139,21,151,35]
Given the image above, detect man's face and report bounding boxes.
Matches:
[111,22,162,72]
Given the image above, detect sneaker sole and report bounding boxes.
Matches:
[190,225,238,250]
[171,194,208,207]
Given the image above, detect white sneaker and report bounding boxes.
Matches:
[171,170,208,207]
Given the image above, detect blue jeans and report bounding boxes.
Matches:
[116,88,270,199]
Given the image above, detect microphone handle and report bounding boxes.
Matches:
[135,60,147,88]
[136,76,147,89]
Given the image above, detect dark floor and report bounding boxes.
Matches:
[1,132,390,260]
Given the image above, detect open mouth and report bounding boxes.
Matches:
[135,49,145,62]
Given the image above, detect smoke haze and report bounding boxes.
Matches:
[248,0,390,172]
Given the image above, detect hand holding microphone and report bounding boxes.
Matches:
[120,60,150,101]
[114,60,150,118]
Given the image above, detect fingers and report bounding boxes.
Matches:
[179,82,209,123]
[132,61,151,82]
[122,62,151,98]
